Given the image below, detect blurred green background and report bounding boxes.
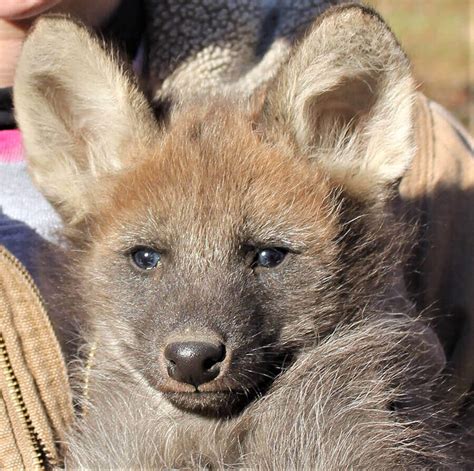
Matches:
[366,0,472,134]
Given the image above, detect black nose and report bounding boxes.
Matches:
[164,341,226,387]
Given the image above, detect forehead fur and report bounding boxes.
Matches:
[93,101,339,255]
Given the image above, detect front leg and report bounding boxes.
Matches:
[241,317,459,470]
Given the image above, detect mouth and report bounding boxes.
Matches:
[163,389,253,417]
[158,355,293,417]
[136,341,294,417]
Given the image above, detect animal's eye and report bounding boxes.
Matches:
[254,248,288,268]
[131,247,161,270]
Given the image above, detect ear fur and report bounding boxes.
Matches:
[14,15,157,223]
[261,4,416,198]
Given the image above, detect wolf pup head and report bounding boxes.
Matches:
[15,6,416,417]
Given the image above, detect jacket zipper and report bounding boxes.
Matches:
[0,247,53,470]
[0,334,50,470]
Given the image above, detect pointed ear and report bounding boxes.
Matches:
[261,5,416,198]
[14,15,157,224]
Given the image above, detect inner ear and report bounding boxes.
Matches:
[14,15,158,224]
[36,74,93,168]
[303,73,379,147]
[257,4,416,195]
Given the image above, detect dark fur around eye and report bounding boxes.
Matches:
[130,247,161,270]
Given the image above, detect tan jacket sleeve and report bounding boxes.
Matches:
[0,246,73,470]
[399,93,474,395]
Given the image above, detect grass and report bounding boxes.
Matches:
[365,0,472,133]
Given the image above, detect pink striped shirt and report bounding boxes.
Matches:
[0,129,24,163]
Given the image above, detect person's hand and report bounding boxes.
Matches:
[0,1,62,20]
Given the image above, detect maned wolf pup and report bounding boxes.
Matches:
[14,4,472,469]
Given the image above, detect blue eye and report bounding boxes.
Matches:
[255,248,288,268]
[131,247,161,270]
